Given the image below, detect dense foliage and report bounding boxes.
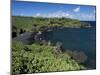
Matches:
[12,41,85,74]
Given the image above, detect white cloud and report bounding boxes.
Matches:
[33,11,73,18]
[49,11,73,18]
[33,10,95,21]
[20,13,24,16]
[34,13,41,17]
[75,13,95,21]
[73,6,80,12]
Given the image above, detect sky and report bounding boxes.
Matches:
[12,0,96,21]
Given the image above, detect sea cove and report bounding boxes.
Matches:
[44,27,96,69]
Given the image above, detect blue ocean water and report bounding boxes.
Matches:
[44,21,96,69]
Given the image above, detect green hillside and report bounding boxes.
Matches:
[12,16,90,32]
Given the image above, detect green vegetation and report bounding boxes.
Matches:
[12,41,85,74]
[12,16,90,33]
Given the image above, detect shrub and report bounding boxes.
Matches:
[12,41,86,74]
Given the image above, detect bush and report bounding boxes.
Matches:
[66,50,88,63]
[12,41,86,74]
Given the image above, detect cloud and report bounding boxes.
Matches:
[36,13,41,16]
[75,13,95,21]
[46,11,72,18]
[73,6,80,12]
[34,13,41,17]
[84,14,95,21]
[33,11,73,18]
[20,13,24,16]
[33,10,95,21]
[50,11,73,18]
[72,7,96,21]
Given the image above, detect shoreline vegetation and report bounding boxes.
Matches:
[12,16,91,32]
[12,16,91,74]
